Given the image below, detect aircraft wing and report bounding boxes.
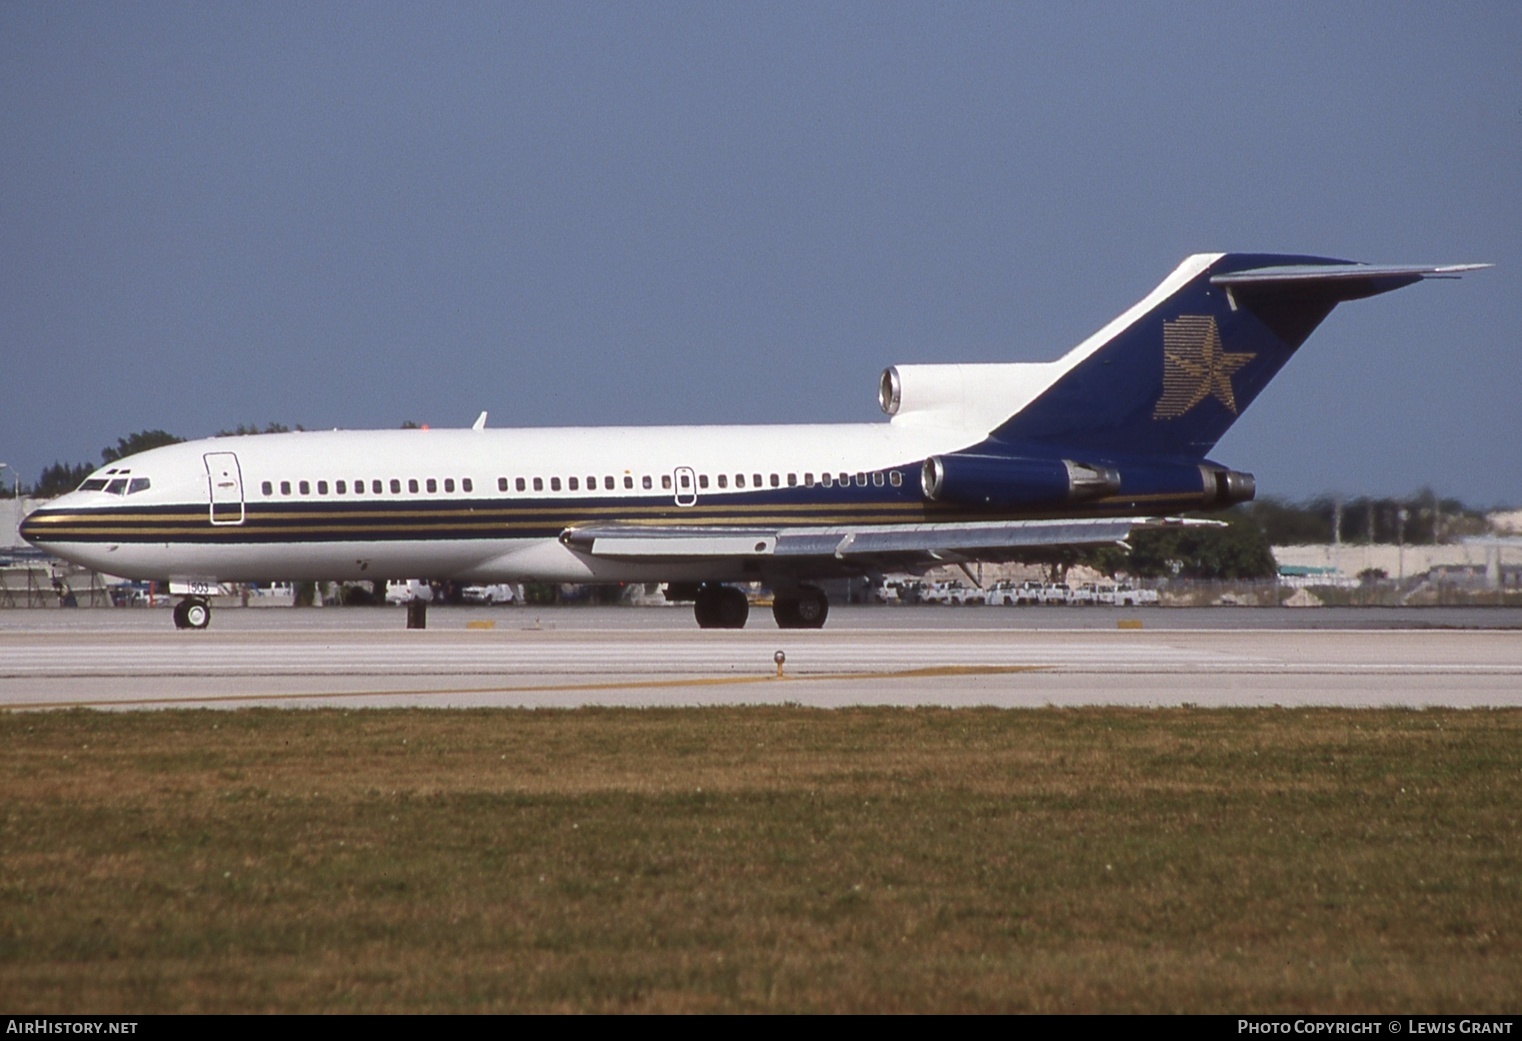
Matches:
[560,516,1218,570]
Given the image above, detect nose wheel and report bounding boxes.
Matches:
[173,597,211,630]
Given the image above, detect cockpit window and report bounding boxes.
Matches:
[103,479,128,495]
[79,479,108,491]
[127,478,151,494]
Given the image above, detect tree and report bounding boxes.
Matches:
[101,430,183,463]
[34,461,94,498]
[1107,514,1277,580]
[214,422,303,437]
[1239,497,1334,545]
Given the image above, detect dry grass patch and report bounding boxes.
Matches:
[2,707,1519,1012]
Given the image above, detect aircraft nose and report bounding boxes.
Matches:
[18,504,60,546]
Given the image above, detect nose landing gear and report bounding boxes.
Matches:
[173,598,211,630]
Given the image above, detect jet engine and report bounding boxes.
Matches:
[921,453,1254,512]
[920,454,1121,510]
[1105,461,1256,509]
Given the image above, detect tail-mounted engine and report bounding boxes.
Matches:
[921,454,1120,510]
[920,453,1253,512]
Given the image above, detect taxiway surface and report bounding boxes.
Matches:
[3,606,1519,710]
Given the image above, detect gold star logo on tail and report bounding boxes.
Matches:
[1152,315,1255,419]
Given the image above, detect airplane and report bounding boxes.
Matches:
[20,252,1486,630]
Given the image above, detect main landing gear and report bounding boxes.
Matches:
[772,586,828,629]
[173,597,211,630]
[693,584,750,629]
[690,584,829,630]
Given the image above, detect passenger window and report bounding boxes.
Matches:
[426,478,437,493]
[804,473,814,487]
[698,474,709,490]
[390,479,401,494]
[316,481,328,495]
[821,473,832,487]
[496,478,507,492]
[642,476,652,490]
[408,479,419,493]
[856,473,866,487]
[586,476,596,490]
[717,474,727,488]
[787,473,797,487]
[569,477,579,491]
[873,472,884,487]
[624,475,633,489]
[753,474,763,487]
[299,481,310,495]
[373,480,383,494]
[736,474,746,488]
[462,478,472,492]
[890,471,902,487]
[281,481,292,496]
[550,477,561,492]
[662,475,672,490]
[262,481,273,496]
[770,474,780,488]
[516,477,526,492]
[605,476,615,490]
[533,477,543,492]
[336,481,346,494]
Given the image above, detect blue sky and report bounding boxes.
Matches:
[3,2,1518,505]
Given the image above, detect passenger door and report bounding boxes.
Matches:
[673,466,697,507]
[204,452,245,525]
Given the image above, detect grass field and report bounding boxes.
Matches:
[2,706,1519,1013]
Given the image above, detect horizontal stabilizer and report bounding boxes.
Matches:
[1212,262,1489,284]
[1212,263,1491,302]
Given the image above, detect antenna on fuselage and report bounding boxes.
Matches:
[472,411,488,431]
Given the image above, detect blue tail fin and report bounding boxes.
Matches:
[989,253,1483,460]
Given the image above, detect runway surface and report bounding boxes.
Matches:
[3,606,1519,709]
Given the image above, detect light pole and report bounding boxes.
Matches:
[0,463,16,551]
[1397,508,1409,584]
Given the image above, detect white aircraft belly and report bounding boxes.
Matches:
[69,537,516,584]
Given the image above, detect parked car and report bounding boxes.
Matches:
[1111,583,1158,606]
[1040,583,1071,606]
[984,581,1019,606]
[462,584,517,605]
[385,580,434,604]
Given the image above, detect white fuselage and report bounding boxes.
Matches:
[25,420,984,585]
